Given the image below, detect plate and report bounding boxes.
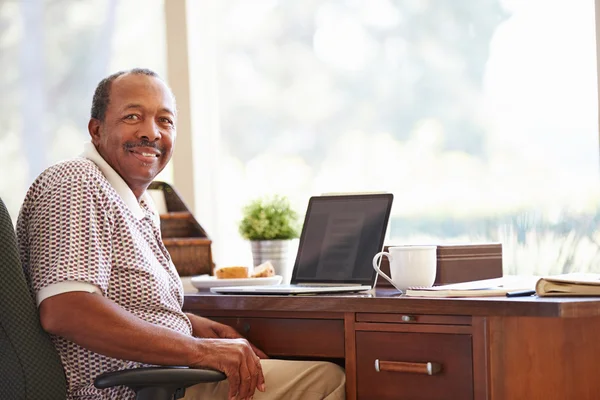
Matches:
[190,275,283,290]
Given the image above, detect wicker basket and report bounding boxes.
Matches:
[148,181,215,276]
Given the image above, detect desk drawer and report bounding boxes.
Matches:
[356,331,473,400]
[210,317,344,358]
[356,313,471,326]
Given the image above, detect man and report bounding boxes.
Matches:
[16,68,345,400]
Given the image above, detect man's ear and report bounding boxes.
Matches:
[88,118,101,144]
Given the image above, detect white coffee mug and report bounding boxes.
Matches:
[372,245,437,292]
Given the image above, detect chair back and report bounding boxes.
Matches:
[0,198,66,399]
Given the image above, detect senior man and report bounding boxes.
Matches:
[16,68,345,400]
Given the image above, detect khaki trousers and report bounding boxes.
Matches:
[182,359,346,400]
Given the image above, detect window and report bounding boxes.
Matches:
[0,0,168,219]
[186,0,600,275]
[3,1,598,277]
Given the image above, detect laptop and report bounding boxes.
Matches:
[211,193,394,295]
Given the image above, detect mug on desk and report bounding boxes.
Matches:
[372,245,437,292]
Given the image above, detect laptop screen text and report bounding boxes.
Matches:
[292,195,392,285]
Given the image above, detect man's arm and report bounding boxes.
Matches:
[185,313,268,359]
[40,291,265,400]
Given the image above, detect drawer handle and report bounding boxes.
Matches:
[374,359,442,376]
[401,315,416,322]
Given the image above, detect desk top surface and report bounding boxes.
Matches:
[183,289,600,318]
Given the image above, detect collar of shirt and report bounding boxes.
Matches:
[81,141,159,225]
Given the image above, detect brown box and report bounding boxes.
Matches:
[375,243,502,288]
[148,181,215,276]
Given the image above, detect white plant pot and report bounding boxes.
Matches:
[250,239,292,283]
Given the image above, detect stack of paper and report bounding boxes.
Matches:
[404,276,538,298]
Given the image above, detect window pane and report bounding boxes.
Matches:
[0,0,167,220]
[203,0,599,275]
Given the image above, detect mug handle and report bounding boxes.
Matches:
[372,252,404,292]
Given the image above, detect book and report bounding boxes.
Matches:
[535,273,600,297]
[404,276,537,298]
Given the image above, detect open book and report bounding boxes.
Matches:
[535,273,600,297]
[404,276,538,298]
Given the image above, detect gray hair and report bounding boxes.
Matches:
[90,68,166,121]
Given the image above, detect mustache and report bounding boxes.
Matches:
[124,140,164,153]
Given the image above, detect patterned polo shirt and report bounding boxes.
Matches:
[16,143,193,399]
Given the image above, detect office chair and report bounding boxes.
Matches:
[0,198,225,400]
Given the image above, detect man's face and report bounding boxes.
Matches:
[89,73,176,195]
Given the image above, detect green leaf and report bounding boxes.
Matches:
[238,195,300,240]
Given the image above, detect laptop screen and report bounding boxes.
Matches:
[291,193,394,285]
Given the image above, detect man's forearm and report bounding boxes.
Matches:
[40,292,200,366]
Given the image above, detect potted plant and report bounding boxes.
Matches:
[239,195,300,280]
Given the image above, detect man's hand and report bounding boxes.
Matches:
[186,313,268,359]
[193,338,266,400]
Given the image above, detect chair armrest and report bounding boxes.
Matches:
[94,366,226,390]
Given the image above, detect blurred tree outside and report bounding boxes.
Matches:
[0,0,166,219]
[205,0,600,275]
[219,0,506,164]
[2,0,599,276]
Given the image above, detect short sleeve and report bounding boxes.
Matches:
[25,175,113,296]
[36,281,102,306]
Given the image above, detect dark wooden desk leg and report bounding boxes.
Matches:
[472,317,490,400]
[344,312,357,400]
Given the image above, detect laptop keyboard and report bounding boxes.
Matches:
[296,283,367,288]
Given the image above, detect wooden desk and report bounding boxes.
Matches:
[184,290,600,400]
